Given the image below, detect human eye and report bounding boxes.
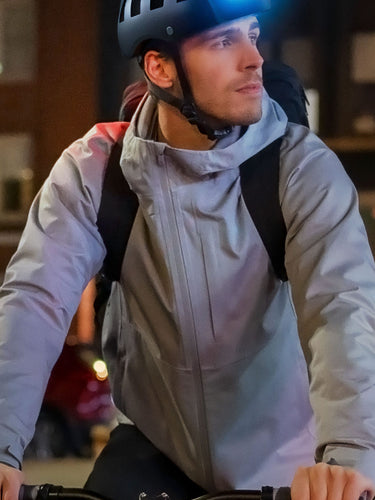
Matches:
[212,37,232,49]
[248,31,260,45]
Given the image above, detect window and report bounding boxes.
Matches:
[0,133,34,221]
[0,0,37,82]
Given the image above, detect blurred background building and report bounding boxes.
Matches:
[0,0,375,484]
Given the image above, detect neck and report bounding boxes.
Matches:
[157,100,217,150]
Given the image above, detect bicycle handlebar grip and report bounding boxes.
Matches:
[273,488,291,500]
[19,485,43,500]
[19,485,64,500]
[19,485,42,500]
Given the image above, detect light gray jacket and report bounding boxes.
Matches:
[1,93,375,491]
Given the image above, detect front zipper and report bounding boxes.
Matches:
[156,152,215,489]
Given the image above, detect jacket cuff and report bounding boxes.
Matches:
[0,440,24,470]
[322,444,375,483]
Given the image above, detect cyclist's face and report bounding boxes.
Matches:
[180,16,264,127]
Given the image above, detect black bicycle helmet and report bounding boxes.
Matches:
[118,0,270,57]
[117,0,271,139]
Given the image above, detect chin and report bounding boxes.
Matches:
[229,109,263,127]
[220,101,263,126]
[199,103,263,129]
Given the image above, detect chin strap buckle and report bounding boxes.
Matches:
[180,101,233,141]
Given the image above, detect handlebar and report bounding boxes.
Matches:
[19,484,292,500]
[19,485,111,500]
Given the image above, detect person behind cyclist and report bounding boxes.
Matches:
[1,1,375,500]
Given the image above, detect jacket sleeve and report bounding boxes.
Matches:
[280,124,375,480]
[0,124,123,468]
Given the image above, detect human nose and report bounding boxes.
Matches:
[242,40,264,70]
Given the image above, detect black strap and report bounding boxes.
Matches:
[239,137,288,282]
[96,141,139,282]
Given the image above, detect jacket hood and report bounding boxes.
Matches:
[121,90,288,179]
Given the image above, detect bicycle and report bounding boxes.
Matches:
[19,483,292,500]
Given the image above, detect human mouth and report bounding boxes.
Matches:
[236,82,263,96]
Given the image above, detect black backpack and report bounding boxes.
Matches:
[94,61,309,331]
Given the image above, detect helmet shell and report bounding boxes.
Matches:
[118,0,271,58]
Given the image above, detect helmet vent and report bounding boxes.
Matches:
[121,0,188,21]
[150,0,164,9]
[130,0,141,17]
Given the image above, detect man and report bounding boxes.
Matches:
[1,1,375,500]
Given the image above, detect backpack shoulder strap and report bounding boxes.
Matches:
[239,137,288,282]
[97,134,139,282]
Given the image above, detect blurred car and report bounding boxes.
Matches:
[25,342,115,459]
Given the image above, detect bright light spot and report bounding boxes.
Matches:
[210,0,270,19]
[93,359,108,381]
[306,88,319,134]
[0,62,3,75]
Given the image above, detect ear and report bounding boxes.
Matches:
[143,50,177,89]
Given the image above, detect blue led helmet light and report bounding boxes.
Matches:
[118,0,271,58]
